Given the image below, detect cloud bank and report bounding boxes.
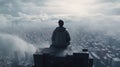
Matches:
[0,33,36,57]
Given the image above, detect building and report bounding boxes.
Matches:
[33,48,93,67]
[111,58,120,67]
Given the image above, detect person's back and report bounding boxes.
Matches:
[50,20,71,49]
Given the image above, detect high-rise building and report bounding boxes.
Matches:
[33,48,93,67]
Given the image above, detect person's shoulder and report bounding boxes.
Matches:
[55,27,59,30]
[56,27,59,29]
[54,27,59,32]
[56,27,65,29]
[63,27,66,29]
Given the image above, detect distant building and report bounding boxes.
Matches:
[105,53,116,67]
[91,52,102,67]
[111,58,120,67]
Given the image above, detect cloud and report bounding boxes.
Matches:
[0,0,96,16]
[0,0,21,16]
[98,0,120,3]
[0,0,46,16]
[106,7,120,15]
[87,0,120,16]
[0,33,36,56]
[0,0,120,17]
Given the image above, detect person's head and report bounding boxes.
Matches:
[58,20,64,27]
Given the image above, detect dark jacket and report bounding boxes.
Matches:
[51,27,71,48]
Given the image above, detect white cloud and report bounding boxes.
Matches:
[0,33,36,56]
[90,2,120,15]
[0,14,9,23]
[0,0,120,17]
[98,0,120,3]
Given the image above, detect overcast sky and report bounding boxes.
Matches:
[0,0,120,17]
[0,0,120,30]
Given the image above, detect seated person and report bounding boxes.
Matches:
[50,20,71,49]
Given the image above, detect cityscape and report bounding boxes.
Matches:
[0,26,120,67]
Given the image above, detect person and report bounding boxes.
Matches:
[50,20,71,49]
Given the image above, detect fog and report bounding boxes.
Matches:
[0,33,36,56]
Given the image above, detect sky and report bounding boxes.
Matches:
[0,0,120,34]
[0,0,120,19]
